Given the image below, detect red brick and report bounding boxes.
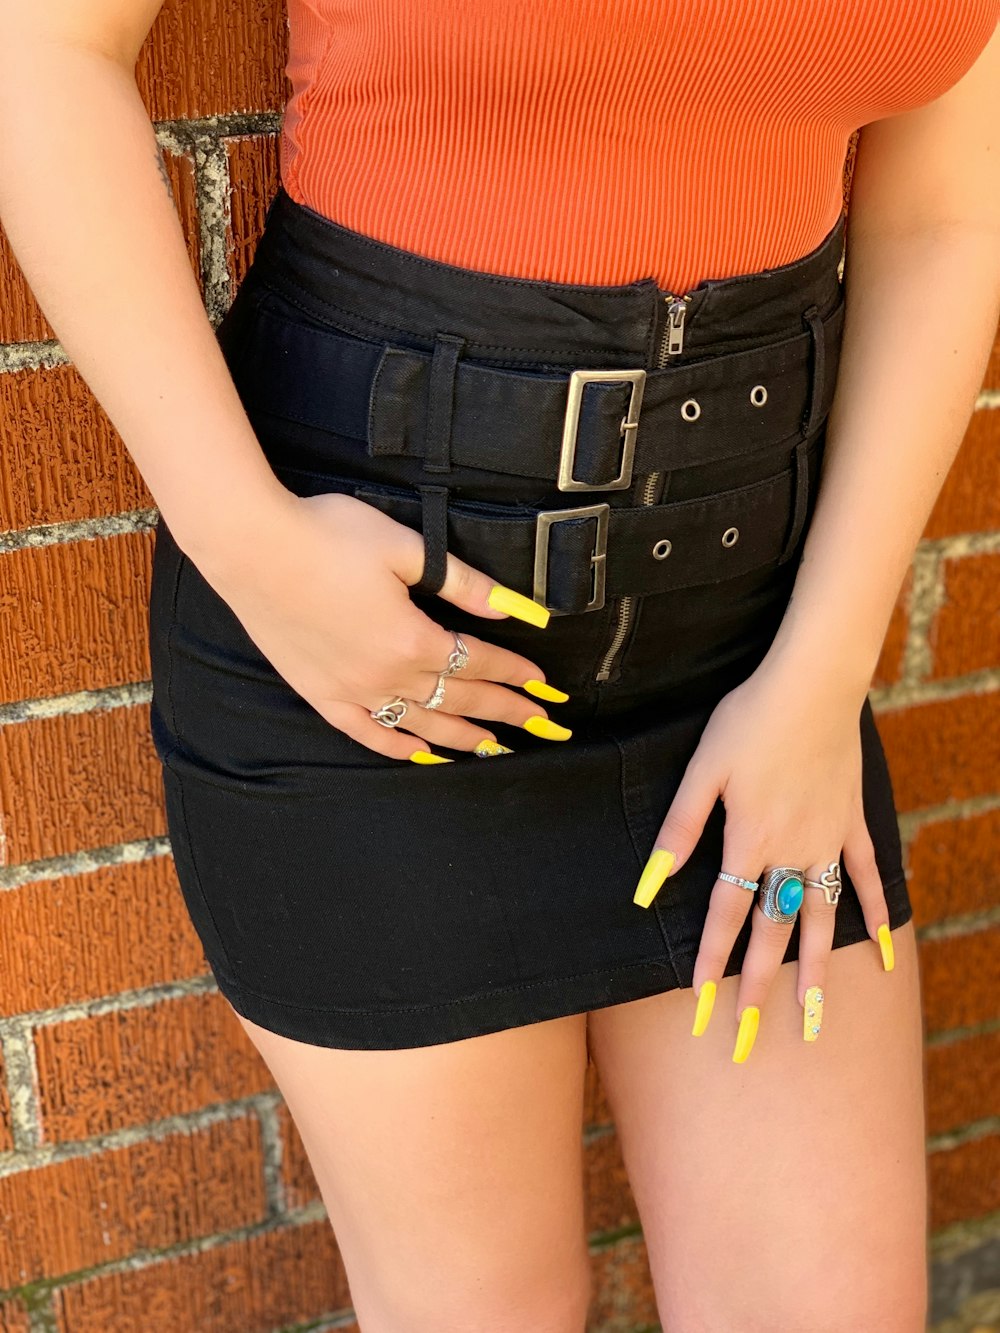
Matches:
[0,1116,265,1282]
[926,1030,1000,1138]
[930,552,1000,680]
[929,1133,1000,1230]
[277,1101,320,1211]
[55,1219,351,1333]
[872,565,912,689]
[907,808,1000,924]
[919,929,1000,1036]
[588,1232,658,1333]
[226,135,281,293]
[0,706,165,866]
[0,857,206,1015]
[924,411,1000,538]
[36,992,275,1142]
[135,0,289,122]
[0,151,199,346]
[0,1300,30,1333]
[0,364,150,532]
[0,532,153,705]
[876,693,1000,812]
[585,1129,638,1239]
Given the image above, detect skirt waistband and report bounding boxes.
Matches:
[249,185,846,369]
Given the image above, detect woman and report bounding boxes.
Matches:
[1,1,998,1328]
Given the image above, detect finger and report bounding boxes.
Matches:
[442,630,571,701]
[732,894,796,1063]
[632,751,721,909]
[798,857,839,1042]
[398,702,512,754]
[843,818,895,972]
[314,698,447,763]
[421,677,572,740]
[687,826,763,1040]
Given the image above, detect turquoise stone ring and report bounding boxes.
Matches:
[758,866,807,924]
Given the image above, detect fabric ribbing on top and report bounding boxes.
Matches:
[278,0,999,292]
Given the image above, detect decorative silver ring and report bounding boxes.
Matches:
[804,861,843,907]
[418,676,447,710]
[757,865,806,924]
[370,696,409,728]
[717,870,760,892]
[441,632,469,678]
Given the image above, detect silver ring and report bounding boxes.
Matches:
[418,675,447,710]
[758,865,806,924]
[804,861,843,907]
[441,632,469,678]
[717,870,760,892]
[370,696,408,728]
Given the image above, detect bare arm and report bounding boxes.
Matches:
[0,0,292,564]
[763,19,1000,701]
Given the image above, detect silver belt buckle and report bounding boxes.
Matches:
[533,503,610,615]
[558,368,646,492]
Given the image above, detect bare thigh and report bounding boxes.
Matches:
[232,1009,593,1333]
[586,920,927,1333]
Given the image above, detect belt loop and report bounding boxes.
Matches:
[422,332,466,474]
[412,484,450,596]
[800,303,825,441]
[777,435,810,565]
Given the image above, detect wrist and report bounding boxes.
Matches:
[165,469,299,581]
[758,625,876,713]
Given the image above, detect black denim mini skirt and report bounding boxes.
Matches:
[147,187,913,1049]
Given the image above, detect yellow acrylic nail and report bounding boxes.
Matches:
[523,678,570,703]
[522,715,572,741]
[732,1006,760,1063]
[408,750,454,764]
[487,584,550,629]
[877,923,895,972]
[691,979,717,1037]
[803,985,824,1041]
[632,848,676,908]
[473,738,515,757]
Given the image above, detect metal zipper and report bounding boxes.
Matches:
[594,291,692,682]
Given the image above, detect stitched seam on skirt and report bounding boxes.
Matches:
[257,277,654,362]
[609,730,685,988]
[207,952,678,1016]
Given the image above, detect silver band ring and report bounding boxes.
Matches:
[418,676,448,710]
[441,632,469,678]
[804,861,843,906]
[717,871,760,892]
[758,865,806,924]
[370,696,409,728]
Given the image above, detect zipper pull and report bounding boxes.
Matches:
[664,295,690,358]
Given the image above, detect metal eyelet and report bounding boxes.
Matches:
[722,526,739,547]
[652,538,673,560]
[749,384,768,407]
[680,398,701,421]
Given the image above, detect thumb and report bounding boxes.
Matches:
[633,755,720,908]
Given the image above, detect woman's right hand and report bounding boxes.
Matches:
[193,486,570,761]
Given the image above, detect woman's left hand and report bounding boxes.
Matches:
[631,656,895,1062]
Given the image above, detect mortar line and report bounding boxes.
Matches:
[0,680,151,727]
[0,836,171,891]
[0,509,157,552]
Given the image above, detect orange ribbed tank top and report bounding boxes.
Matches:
[279,1,999,293]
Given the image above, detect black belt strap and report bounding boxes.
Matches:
[243,297,844,488]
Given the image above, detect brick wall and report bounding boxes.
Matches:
[0,5,997,1331]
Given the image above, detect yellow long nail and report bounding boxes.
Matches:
[408,750,454,764]
[691,980,717,1036]
[522,715,572,741]
[632,848,676,908]
[732,1006,760,1063]
[877,923,895,972]
[473,738,515,757]
[487,584,550,628]
[803,985,824,1041]
[523,678,570,702]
